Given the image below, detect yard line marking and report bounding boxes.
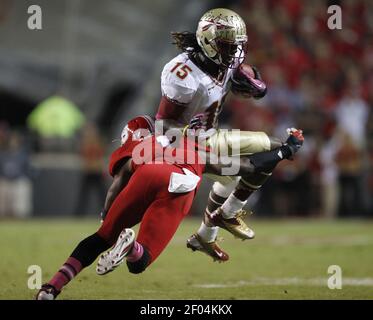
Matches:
[194,277,373,288]
[268,235,373,246]
[170,235,373,246]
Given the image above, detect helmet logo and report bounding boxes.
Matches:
[121,125,129,145]
[202,20,234,32]
[196,9,248,69]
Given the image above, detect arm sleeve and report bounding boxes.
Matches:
[156,96,187,120]
[108,140,139,177]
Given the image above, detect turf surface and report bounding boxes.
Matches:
[1,218,372,300]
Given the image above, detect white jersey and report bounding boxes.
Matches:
[161,52,235,129]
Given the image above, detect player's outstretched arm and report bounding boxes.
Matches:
[156,96,191,133]
[101,159,133,221]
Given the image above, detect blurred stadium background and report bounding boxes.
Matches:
[0,0,372,299]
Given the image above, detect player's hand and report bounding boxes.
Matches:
[231,65,267,99]
[183,113,207,136]
[284,128,304,157]
[189,113,207,131]
[182,114,216,139]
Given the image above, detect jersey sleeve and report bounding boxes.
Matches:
[108,139,140,177]
[161,58,198,104]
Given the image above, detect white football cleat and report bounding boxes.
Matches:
[96,228,135,275]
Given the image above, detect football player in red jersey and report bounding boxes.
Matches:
[156,8,294,261]
[36,115,304,300]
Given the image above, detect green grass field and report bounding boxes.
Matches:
[1,218,373,300]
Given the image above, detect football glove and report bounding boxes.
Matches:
[231,65,267,99]
[284,128,304,157]
[182,113,218,139]
[189,113,207,131]
[183,113,210,137]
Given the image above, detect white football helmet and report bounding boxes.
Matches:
[196,8,248,68]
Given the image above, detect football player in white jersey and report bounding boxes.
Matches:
[155,8,300,262]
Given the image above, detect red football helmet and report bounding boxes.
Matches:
[120,115,155,145]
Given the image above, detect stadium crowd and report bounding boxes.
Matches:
[1,0,372,218]
[220,0,372,217]
[0,122,32,218]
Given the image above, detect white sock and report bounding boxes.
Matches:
[221,194,247,219]
[197,221,219,242]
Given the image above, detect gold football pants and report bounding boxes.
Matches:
[204,129,271,188]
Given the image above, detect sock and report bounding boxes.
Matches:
[49,257,83,291]
[220,194,247,219]
[206,191,227,213]
[203,191,227,227]
[197,221,219,242]
[126,247,151,274]
[126,241,143,262]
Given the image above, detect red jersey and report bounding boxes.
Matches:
[109,136,206,178]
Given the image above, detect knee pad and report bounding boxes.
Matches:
[212,179,239,198]
[126,247,151,274]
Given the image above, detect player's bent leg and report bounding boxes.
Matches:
[202,178,258,241]
[206,169,273,240]
[133,191,195,270]
[197,130,272,241]
[186,179,238,262]
[207,129,271,156]
[207,128,305,241]
[37,163,199,299]
[95,167,163,275]
[97,172,150,245]
[96,164,195,274]
[36,232,111,300]
[37,170,154,300]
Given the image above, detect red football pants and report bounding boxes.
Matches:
[97,163,196,264]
